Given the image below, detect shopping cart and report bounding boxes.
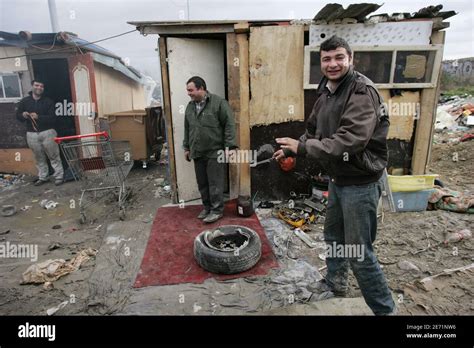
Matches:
[54,132,134,223]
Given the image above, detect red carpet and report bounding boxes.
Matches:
[133,200,279,287]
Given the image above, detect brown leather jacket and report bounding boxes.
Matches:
[297,68,390,186]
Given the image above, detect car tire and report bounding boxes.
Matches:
[194,225,262,274]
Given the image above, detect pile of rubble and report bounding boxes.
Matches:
[436,94,474,131]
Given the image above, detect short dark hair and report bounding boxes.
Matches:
[320,35,352,57]
[186,76,206,90]
[31,79,45,86]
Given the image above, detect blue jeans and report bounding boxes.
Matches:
[324,178,395,315]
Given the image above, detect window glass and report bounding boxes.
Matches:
[353,51,392,83]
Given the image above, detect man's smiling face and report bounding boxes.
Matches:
[320,47,353,82]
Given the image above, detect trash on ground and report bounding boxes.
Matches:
[46,300,69,316]
[47,243,63,251]
[43,281,54,290]
[415,263,474,291]
[398,260,421,272]
[428,186,474,213]
[1,205,17,217]
[437,94,474,130]
[293,228,318,248]
[21,248,98,285]
[444,229,472,244]
[39,199,59,210]
[0,173,25,189]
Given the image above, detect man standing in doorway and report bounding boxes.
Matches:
[273,36,395,315]
[183,76,237,223]
[16,79,64,186]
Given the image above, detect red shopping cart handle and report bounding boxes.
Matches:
[54,131,109,144]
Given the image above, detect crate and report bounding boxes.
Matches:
[392,189,434,212]
[388,174,438,192]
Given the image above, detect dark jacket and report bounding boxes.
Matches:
[183,92,237,159]
[16,92,56,132]
[297,67,390,186]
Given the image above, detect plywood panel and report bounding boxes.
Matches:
[0,47,28,72]
[249,26,304,127]
[379,90,419,141]
[94,62,139,117]
[0,148,36,175]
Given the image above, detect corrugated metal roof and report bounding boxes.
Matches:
[0,31,141,80]
[313,3,382,22]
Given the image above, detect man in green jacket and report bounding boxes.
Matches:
[183,76,237,223]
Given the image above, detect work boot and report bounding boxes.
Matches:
[197,209,210,219]
[313,279,348,297]
[34,179,48,186]
[203,213,223,223]
[54,179,64,186]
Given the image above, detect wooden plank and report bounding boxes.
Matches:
[379,90,419,141]
[412,31,445,174]
[159,37,178,203]
[237,33,251,197]
[425,31,446,171]
[142,24,235,36]
[249,26,304,126]
[234,22,249,34]
[226,33,240,200]
[0,148,37,175]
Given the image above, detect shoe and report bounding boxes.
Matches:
[54,179,63,186]
[197,209,210,219]
[203,213,223,223]
[313,279,348,297]
[34,179,48,186]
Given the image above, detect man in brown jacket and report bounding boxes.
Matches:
[274,36,395,315]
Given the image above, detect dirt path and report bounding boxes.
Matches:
[1,133,472,315]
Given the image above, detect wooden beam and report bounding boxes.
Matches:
[236,33,251,197]
[226,33,240,200]
[234,22,249,34]
[158,37,178,203]
[141,24,235,36]
[411,31,445,174]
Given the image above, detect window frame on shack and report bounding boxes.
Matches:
[0,72,23,102]
[304,44,443,89]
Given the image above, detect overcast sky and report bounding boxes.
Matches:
[1,0,473,81]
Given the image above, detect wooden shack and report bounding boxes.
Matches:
[128,3,455,202]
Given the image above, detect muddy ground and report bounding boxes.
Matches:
[0,133,473,316]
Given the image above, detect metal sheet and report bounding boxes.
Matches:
[309,21,433,46]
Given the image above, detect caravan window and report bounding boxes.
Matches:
[0,73,22,100]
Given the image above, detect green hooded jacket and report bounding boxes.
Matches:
[183,92,237,159]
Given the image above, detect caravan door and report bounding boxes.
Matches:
[67,53,98,135]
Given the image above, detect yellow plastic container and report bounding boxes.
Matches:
[388,174,438,192]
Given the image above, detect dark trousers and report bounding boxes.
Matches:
[193,157,225,214]
[324,178,395,315]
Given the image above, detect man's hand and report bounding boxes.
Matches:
[22,111,30,119]
[184,150,191,162]
[29,112,38,120]
[272,149,286,161]
[276,137,299,155]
